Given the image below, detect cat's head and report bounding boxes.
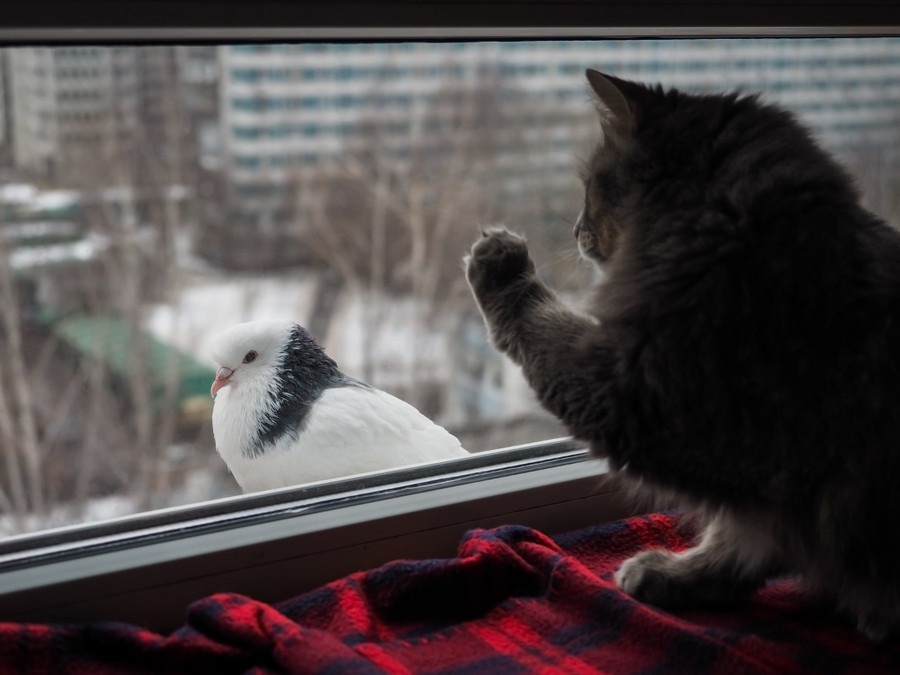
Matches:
[574,70,635,263]
[576,69,674,264]
[576,70,775,265]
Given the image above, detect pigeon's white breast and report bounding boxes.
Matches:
[213,385,467,493]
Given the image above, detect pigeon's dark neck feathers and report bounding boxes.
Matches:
[250,325,366,457]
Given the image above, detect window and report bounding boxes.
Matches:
[0,0,898,632]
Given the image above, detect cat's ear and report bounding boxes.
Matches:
[586,69,643,141]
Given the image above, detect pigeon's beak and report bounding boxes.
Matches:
[211,366,235,398]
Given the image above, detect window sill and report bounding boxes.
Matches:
[0,438,633,632]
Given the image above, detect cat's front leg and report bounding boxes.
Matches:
[465,227,608,438]
[616,512,778,610]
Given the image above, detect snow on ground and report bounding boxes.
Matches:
[147,270,455,389]
[325,290,452,387]
[0,494,137,537]
[10,233,111,270]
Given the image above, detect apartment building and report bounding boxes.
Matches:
[6,47,139,183]
[219,38,900,230]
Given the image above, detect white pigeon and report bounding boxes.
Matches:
[209,319,469,492]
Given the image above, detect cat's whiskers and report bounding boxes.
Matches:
[534,208,600,287]
[536,246,596,290]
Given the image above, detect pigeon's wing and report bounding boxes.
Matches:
[295,385,468,481]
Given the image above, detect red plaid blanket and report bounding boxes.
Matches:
[1,513,898,674]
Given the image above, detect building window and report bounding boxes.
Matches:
[1,27,899,629]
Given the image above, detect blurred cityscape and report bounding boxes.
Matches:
[1,38,899,534]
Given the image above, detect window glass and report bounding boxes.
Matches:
[1,38,899,535]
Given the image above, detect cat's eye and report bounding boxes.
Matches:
[243,350,258,364]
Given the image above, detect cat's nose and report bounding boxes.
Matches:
[573,210,584,238]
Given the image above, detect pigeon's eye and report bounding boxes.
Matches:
[243,350,258,364]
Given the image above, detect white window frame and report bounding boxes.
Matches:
[0,0,897,634]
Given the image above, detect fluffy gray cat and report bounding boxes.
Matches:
[465,69,900,640]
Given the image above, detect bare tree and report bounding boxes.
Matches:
[288,74,567,412]
[0,237,45,525]
[0,46,210,534]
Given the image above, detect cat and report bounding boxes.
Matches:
[465,69,900,640]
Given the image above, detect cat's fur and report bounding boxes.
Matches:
[465,69,900,639]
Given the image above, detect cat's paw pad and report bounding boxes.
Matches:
[465,226,534,294]
[615,549,682,608]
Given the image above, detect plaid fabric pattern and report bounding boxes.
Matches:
[2,513,898,674]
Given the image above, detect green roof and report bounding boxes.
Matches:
[49,314,215,408]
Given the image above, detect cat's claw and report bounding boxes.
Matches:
[465,226,535,297]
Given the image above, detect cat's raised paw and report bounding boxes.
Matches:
[465,226,535,297]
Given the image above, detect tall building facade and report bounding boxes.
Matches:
[7,47,139,183]
[3,45,224,237]
[4,38,898,226]
[219,42,521,227]
[219,37,900,229]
